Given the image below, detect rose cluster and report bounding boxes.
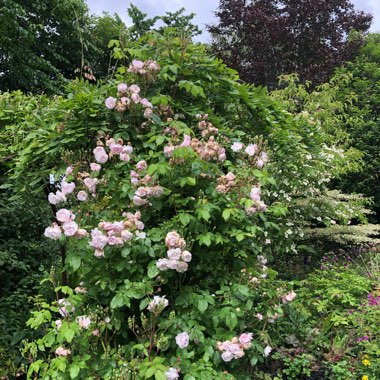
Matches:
[281,290,297,304]
[94,137,134,164]
[216,172,236,194]
[216,333,253,362]
[127,59,160,77]
[130,160,165,206]
[105,83,154,118]
[44,208,87,240]
[164,135,226,163]
[89,211,144,258]
[156,231,192,273]
[197,114,218,138]
[230,141,269,169]
[48,171,76,205]
[245,186,267,216]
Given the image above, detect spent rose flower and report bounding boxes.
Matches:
[264,345,272,357]
[105,96,117,109]
[76,315,91,329]
[175,332,190,349]
[65,166,73,176]
[148,295,169,313]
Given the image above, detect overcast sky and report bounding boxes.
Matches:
[86,0,380,43]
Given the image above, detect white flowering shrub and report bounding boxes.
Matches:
[18,31,363,379]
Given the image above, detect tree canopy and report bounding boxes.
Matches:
[208,0,373,88]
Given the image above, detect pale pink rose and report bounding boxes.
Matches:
[90,228,108,250]
[231,142,244,152]
[76,315,91,329]
[122,145,134,154]
[133,195,148,206]
[218,147,226,161]
[107,235,119,246]
[131,93,141,104]
[110,143,124,154]
[129,84,141,94]
[92,329,100,336]
[167,248,182,260]
[175,332,190,348]
[56,209,73,223]
[147,61,160,71]
[135,220,145,230]
[120,153,130,162]
[180,135,191,147]
[105,96,117,109]
[245,144,258,156]
[121,96,130,105]
[77,191,87,201]
[165,231,182,248]
[181,251,192,262]
[156,258,170,271]
[90,163,101,172]
[55,346,71,356]
[239,333,253,345]
[147,295,169,313]
[261,151,268,162]
[136,160,147,171]
[48,192,59,205]
[44,224,62,240]
[61,180,75,195]
[175,261,188,273]
[84,177,98,193]
[74,285,87,294]
[221,351,234,362]
[121,230,133,241]
[256,313,263,320]
[93,146,108,164]
[62,221,78,237]
[135,187,147,197]
[55,190,67,203]
[250,187,261,201]
[140,98,153,108]
[165,368,179,380]
[76,228,88,238]
[264,345,272,357]
[257,159,264,169]
[117,83,128,93]
[167,259,179,270]
[282,290,296,304]
[130,60,144,72]
[135,231,146,239]
[111,221,124,233]
[65,166,73,176]
[106,138,115,147]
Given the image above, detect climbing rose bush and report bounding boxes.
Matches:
[21,32,358,379]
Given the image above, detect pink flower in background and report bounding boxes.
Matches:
[221,351,234,362]
[129,84,141,94]
[48,192,59,205]
[148,296,169,313]
[181,251,192,262]
[282,290,297,304]
[84,178,98,193]
[105,96,117,109]
[76,228,88,238]
[165,367,179,380]
[264,345,272,357]
[239,333,253,345]
[65,166,73,176]
[77,191,87,201]
[55,320,62,329]
[110,142,124,154]
[245,144,258,156]
[93,146,108,164]
[180,135,191,147]
[57,298,75,317]
[61,180,75,195]
[140,98,153,108]
[167,248,181,260]
[55,346,71,356]
[77,315,91,329]
[175,332,190,348]
[231,142,243,152]
[136,160,147,171]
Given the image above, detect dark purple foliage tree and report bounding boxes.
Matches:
[208,0,372,88]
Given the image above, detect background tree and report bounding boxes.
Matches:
[0,0,91,93]
[333,33,380,221]
[208,0,372,89]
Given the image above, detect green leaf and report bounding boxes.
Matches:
[148,265,160,279]
[198,299,208,313]
[226,312,237,330]
[110,293,127,309]
[145,366,156,378]
[64,328,75,343]
[155,370,167,380]
[186,177,196,186]
[70,365,80,379]
[179,213,191,226]
[222,209,231,221]
[67,255,81,271]
[236,233,245,242]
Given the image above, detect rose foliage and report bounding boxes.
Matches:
[11,31,365,379]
